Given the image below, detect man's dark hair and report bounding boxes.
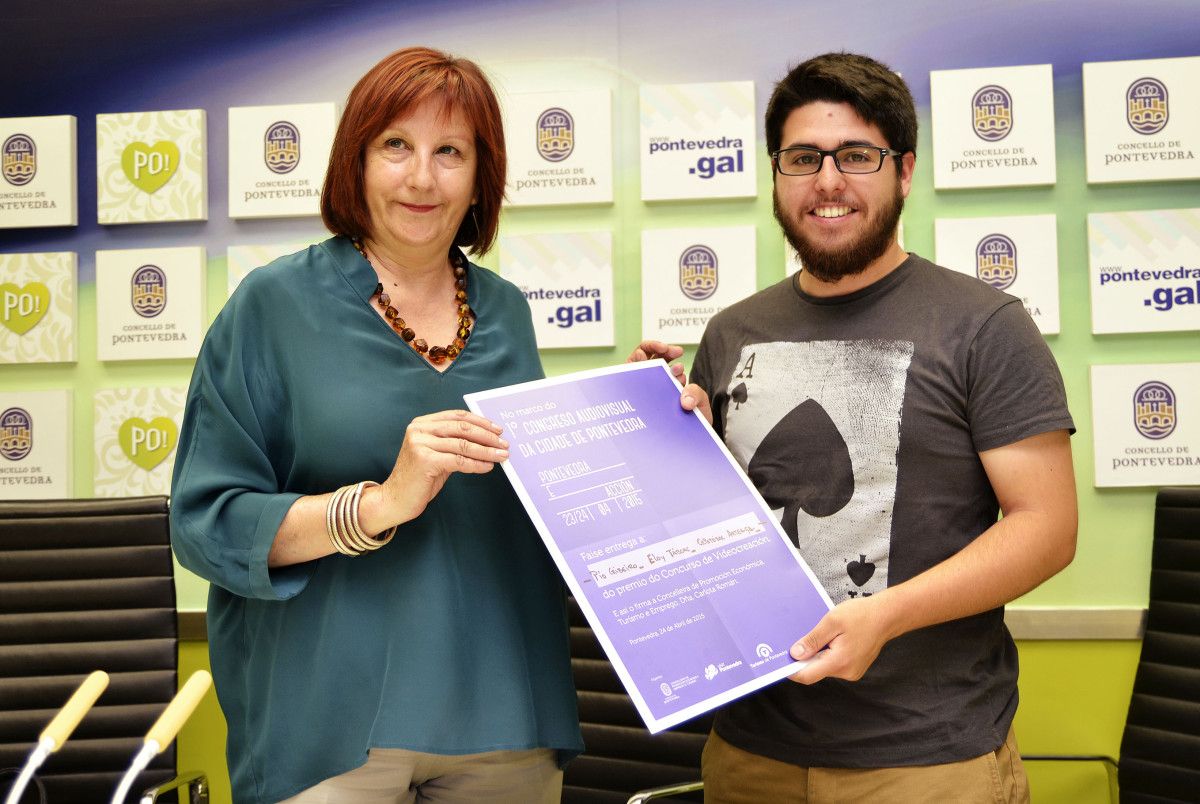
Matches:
[765,52,917,157]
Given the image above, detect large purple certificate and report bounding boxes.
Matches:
[465,361,832,733]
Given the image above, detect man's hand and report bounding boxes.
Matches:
[624,341,714,424]
[786,429,1076,685]
[787,594,898,684]
[627,340,685,386]
[680,383,714,425]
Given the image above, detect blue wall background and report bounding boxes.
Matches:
[5,0,1199,272]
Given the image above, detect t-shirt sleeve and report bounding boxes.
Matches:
[169,299,310,601]
[966,300,1075,453]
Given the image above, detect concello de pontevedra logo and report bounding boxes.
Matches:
[972,85,1012,142]
[537,107,574,163]
[975,233,1017,291]
[264,120,300,174]
[679,245,718,301]
[0,407,33,461]
[131,265,167,318]
[1,134,36,186]
[1126,77,1168,136]
[1133,380,1177,440]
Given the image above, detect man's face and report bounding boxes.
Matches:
[772,101,914,284]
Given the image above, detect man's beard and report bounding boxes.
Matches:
[775,183,905,284]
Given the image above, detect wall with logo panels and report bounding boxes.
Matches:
[4,4,1198,800]
[1,0,1198,621]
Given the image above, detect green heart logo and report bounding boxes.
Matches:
[0,282,51,335]
[118,417,178,471]
[121,141,180,193]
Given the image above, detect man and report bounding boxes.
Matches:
[641,53,1077,802]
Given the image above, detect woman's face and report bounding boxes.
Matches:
[362,97,477,260]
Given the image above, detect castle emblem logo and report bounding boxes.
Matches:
[0,407,33,461]
[971,85,1013,142]
[1126,78,1168,136]
[679,245,718,301]
[975,234,1018,290]
[1133,380,1177,440]
[2,134,36,186]
[264,121,300,174]
[131,265,167,319]
[536,107,574,163]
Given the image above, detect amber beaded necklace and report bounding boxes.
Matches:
[352,238,474,366]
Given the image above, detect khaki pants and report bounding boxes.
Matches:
[701,727,1030,804]
[278,747,560,804]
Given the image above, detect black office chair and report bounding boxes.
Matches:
[0,496,207,803]
[562,596,708,804]
[1116,486,1200,803]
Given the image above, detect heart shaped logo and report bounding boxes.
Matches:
[121,141,180,193]
[0,282,51,335]
[118,417,178,471]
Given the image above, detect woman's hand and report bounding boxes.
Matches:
[270,410,507,566]
[627,340,686,386]
[365,410,510,531]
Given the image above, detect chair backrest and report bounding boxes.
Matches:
[0,497,179,803]
[563,596,708,804]
[1118,487,1200,803]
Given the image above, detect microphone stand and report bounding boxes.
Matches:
[4,671,110,804]
[109,671,212,804]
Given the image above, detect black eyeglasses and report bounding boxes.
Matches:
[771,145,903,176]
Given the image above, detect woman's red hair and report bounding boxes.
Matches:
[321,47,506,254]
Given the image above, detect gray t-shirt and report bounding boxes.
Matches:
[691,254,1073,767]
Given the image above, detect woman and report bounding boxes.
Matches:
[171,47,582,803]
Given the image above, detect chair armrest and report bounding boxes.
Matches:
[626,780,704,804]
[139,770,208,804]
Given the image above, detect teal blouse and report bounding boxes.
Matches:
[170,236,582,804]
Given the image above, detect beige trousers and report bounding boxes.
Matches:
[278,747,561,804]
[701,726,1030,804]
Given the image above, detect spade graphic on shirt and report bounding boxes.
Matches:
[847,554,875,586]
[845,554,876,598]
[723,339,913,602]
[746,398,854,544]
[730,382,748,409]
